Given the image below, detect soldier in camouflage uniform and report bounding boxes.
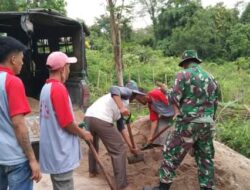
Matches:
[143,50,219,190]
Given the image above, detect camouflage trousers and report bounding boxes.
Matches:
[159,122,215,190]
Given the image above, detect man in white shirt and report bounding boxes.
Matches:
[84,81,146,190]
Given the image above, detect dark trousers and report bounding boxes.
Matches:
[85,117,128,190]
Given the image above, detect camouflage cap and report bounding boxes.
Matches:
[179,50,202,67]
[125,80,146,96]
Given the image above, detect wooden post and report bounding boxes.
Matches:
[105,74,108,89]
[153,68,155,83]
[165,74,167,85]
[137,71,141,87]
[97,70,100,88]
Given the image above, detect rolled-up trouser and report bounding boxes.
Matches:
[159,122,215,190]
[85,116,128,190]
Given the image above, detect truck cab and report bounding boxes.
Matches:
[0,9,90,107]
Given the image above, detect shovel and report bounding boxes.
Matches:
[87,141,116,190]
[141,125,171,151]
[79,123,116,190]
[124,115,145,164]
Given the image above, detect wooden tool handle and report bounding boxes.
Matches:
[150,125,170,143]
[127,123,135,148]
[88,141,116,190]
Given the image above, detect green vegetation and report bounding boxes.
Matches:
[84,1,250,158]
[217,119,250,158]
[86,42,250,158]
[0,0,67,14]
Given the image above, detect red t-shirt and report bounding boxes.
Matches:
[47,79,74,128]
[147,88,168,121]
[0,66,30,117]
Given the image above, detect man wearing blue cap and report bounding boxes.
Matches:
[84,81,146,190]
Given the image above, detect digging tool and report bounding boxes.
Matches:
[124,115,145,164]
[141,125,171,151]
[79,123,116,190]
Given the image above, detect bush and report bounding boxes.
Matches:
[216,119,250,158]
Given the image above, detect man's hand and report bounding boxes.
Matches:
[82,130,93,142]
[29,160,42,183]
[129,146,140,156]
[119,107,130,116]
[12,115,42,183]
[147,136,153,144]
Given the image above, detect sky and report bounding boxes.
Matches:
[66,0,250,29]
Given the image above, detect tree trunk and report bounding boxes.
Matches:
[107,0,124,86]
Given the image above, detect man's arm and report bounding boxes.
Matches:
[110,86,132,116]
[64,122,93,142]
[12,114,42,183]
[116,118,138,155]
[120,128,138,155]
[148,120,158,143]
[112,95,130,116]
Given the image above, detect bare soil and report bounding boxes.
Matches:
[27,97,250,190]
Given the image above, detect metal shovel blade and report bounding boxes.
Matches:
[127,153,144,164]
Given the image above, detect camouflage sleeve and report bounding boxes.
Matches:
[170,72,186,107]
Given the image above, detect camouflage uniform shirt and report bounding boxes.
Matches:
[171,63,219,122]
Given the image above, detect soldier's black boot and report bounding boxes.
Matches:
[143,182,172,190]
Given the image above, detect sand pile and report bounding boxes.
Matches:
[27,97,40,113]
[99,116,250,190]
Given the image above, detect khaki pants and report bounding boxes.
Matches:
[85,117,128,190]
[50,170,74,190]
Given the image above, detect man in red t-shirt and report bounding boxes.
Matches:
[39,51,93,190]
[147,88,175,142]
[0,36,42,190]
[126,81,179,144]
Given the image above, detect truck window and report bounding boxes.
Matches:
[37,39,50,54]
[59,37,73,55]
[0,33,7,37]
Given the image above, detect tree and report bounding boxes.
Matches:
[0,0,26,11]
[106,0,133,86]
[107,0,124,86]
[137,0,165,43]
[156,0,202,41]
[156,2,239,60]
[241,3,250,24]
[0,0,67,15]
[91,14,133,42]
[227,23,250,59]
[166,9,220,59]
